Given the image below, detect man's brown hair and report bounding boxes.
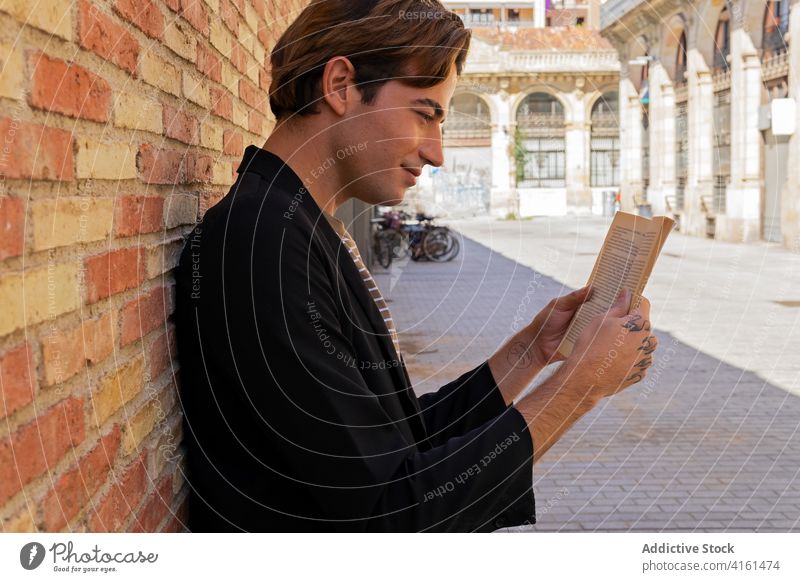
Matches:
[269,0,471,120]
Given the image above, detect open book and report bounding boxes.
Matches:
[556,211,675,358]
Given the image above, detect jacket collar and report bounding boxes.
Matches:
[236,146,427,441]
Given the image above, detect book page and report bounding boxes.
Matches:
[557,212,671,358]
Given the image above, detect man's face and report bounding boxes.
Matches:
[334,64,458,207]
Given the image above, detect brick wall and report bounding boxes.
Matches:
[0,0,307,532]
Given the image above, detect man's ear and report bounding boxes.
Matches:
[321,56,358,117]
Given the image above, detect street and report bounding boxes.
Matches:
[373,216,800,532]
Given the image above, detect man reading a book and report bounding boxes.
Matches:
[175,0,659,532]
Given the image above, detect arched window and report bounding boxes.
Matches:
[763,0,790,57]
[713,8,731,71]
[515,93,565,188]
[676,31,687,85]
[590,93,620,187]
[442,93,491,140]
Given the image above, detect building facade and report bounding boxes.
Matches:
[601,0,799,247]
[413,1,619,218]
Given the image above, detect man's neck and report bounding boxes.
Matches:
[261,119,351,216]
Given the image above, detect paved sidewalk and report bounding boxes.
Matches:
[372,217,800,532]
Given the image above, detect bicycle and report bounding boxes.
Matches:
[402,212,460,262]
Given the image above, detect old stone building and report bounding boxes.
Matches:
[601,0,798,247]
[413,0,620,218]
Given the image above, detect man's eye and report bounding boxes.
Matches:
[416,111,434,123]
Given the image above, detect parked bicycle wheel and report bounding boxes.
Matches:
[372,231,393,268]
[423,227,458,262]
[385,229,408,260]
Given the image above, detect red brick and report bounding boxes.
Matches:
[178,0,208,36]
[0,343,35,419]
[210,86,232,121]
[120,286,171,346]
[137,147,211,185]
[43,426,121,530]
[162,105,198,145]
[0,118,74,181]
[114,0,164,39]
[238,78,263,109]
[147,327,175,378]
[164,0,180,10]
[0,397,85,506]
[0,196,25,260]
[229,0,244,15]
[220,0,238,35]
[88,450,149,532]
[186,154,212,183]
[114,196,163,237]
[252,0,265,19]
[79,0,139,75]
[257,25,271,50]
[29,53,112,122]
[132,474,173,532]
[42,313,114,386]
[196,43,221,83]
[84,248,144,303]
[248,110,264,135]
[231,42,246,75]
[137,144,186,185]
[259,68,270,91]
[222,129,242,157]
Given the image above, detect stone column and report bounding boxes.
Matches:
[488,91,515,218]
[564,89,591,213]
[783,0,800,248]
[720,27,761,242]
[647,62,674,215]
[685,48,714,237]
[534,0,546,28]
[619,76,644,211]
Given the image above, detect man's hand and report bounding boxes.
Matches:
[561,287,658,401]
[525,284,593,369]
[514,287,658,462]
[489,285,592,406]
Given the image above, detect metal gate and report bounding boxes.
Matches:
[519,137,566,188]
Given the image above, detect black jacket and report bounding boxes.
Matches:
[174,145,536,532]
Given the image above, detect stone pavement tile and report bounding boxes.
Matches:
[373,230,800,533]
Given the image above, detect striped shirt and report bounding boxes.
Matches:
[322,211,402,359]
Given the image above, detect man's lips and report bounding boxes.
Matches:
[403,167,421,178]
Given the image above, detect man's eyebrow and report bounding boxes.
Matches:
[411,98,446,123]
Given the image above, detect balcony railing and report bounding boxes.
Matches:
[465,50,619,75]
[762,48,790,81]
[712,68,731,91]
[590,112,619,136]
[517,112,565,130]
[442,117,492,139]
[458,15,539,27]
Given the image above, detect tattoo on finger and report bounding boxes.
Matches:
[638,335,657,354]
[622,315,651,332]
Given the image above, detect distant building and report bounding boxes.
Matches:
[600,0,798,247]
[412,1,619,218]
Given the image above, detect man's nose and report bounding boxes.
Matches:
[418,130,445,168]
